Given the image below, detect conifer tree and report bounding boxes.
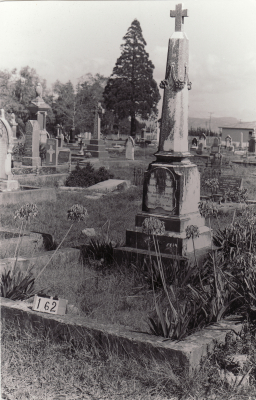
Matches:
[103,19,160,137]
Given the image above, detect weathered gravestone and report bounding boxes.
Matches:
[0,109,19,191]
[114,3,211,263]
[218,176,243,194]
[125,136,135,160]
[22,120,41,167]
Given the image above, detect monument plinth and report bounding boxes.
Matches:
[114,3,211,264]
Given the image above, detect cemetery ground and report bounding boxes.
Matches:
[3,162,256,398]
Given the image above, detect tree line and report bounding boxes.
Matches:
[0,19,160,139]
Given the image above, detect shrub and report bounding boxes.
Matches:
[65,163,114,188]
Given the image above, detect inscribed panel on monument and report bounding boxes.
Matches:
[143,167,177,214]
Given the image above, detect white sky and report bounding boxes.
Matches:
[1,0,256,121]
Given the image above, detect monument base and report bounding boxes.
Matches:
[114,157,212,266]
[22,157,41,167]
[0,179,20,192]
[86,139,109,159]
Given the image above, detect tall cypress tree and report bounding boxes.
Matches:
[103,19,160,137]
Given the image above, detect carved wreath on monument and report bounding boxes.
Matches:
[160,63,192,91]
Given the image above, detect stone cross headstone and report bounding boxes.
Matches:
[125,136,135,160]
[45,138,57,165]
[93,102,104,140]
[22,120,41,166]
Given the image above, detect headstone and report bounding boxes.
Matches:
[248,129,256,153]
[196,142,203,155]
[191,137,198,147]
[27,83,51,144]
[125,136,135,160]
[45,138,57,166]
[0,109,19,191]
[22,120,41,167]
[240,132,243,149]
[57,149,71,164]
[69,127,76,143]
[211,137,221,154]
[199,133,206,148]
[9,113,18,139]
[218,176,243,194]
[225,135,232,148]
[114,3,211,264]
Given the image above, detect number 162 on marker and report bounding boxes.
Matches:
[32,294,68,316]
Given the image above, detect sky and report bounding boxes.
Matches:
[1,0,256,121]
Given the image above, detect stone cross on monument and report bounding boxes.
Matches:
[170,2,188,32]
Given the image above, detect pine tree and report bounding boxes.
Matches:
[103,19,160,137]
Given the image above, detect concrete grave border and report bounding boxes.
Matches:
[1,297,243,374]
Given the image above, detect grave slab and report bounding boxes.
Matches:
[85,179,131,193]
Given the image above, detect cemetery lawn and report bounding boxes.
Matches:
[2,319,256,400]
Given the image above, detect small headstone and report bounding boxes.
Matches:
[191,137,198,147]
[211,137,221,154]
[199,133,206,148]
[196,142,203,155]
[218,176,243,194]
[45,138,57,165]
[57,149,71,164]
[125,136,135,160]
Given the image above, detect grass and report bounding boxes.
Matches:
[0,185,143,248]
[2,319,256,399]
[2,160,256,398]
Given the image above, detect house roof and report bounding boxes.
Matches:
[219,121,256,130]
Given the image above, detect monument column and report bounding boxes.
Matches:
[156,3,191,160]
[86,102,108,159]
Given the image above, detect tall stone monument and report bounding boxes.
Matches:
[0,109,20,191]
[27,83,51,144]
[86,102,108,159]
[114,3,211,264]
